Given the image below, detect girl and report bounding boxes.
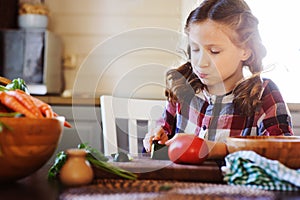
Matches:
[143,0,293,158]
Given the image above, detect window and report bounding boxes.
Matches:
[246,0,300,103]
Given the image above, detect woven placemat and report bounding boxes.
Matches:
[59,179,275,200]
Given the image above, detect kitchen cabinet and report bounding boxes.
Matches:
[49,105,104,163]
[291,112,300,136]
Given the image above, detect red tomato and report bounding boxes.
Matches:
[168,134,209,165]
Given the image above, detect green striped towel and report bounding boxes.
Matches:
[222,151,300,191]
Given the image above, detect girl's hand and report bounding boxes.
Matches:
[143,127,168,152]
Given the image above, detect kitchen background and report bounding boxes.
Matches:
[46,0,191,99]
[39,0,300,129]
[1,0,300,101]
[0,0,300,157]
[17,0,199,100]
[1,0,201,99]
[0,0,204,156]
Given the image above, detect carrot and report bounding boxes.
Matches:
[0,92,37,118]
[63,120,72,128]
[39,104,54,118]
[28,95,54,118]
[28,94,73,128]
[0,90,72,128]
[6,90,43,118]
[53,112,72,128]
[29,95,72,128]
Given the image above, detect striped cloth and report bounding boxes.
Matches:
[222,151,300,191]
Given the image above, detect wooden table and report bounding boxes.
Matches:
[0,159,300,200]
[0,164,61,200]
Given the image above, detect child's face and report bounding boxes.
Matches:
[188,20,250,95]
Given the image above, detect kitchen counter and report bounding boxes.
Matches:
[33,95,100,106]
[33,95,300,112]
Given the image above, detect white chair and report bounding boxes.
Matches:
[100,95,166,156]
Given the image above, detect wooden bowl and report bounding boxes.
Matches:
[0,117,63,183]
[226,136,300,169]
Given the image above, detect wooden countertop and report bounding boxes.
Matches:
[33,95,100,106]
[33,95,300,111]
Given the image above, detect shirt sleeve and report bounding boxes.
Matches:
[156,100,179,136]
[257,79,294,136]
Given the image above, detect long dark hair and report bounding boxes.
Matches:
[165,0,266,116]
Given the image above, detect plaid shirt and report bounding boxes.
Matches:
[158,78,293,142]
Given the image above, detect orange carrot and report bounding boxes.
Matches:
[28,95,54,118]
[32,97,72,128]
[6,90,43,118]
[53,112,72,128]
[29,94,72,128]
[1,90,71,128]
[0,92,37,118]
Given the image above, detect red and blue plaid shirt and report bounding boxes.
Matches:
[157,78,294,142]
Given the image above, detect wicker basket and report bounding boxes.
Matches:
[226,136,300,169]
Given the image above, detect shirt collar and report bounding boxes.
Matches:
[200,89,234,104]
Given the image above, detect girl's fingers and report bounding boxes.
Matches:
[165,140,171,146]
[165,135,177,146]
[153,127,166,142]
[157,133,168,145]
[144,128,167,152]
[165,133,192,146]
[143,134,154,152]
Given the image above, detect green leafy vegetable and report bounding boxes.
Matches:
[0,77,28,132]
[0,85,8,92]
[0,112,22,117]
[47,151,67,181]
[5,78,29,93]
[48,143,137,181]
[0,121,12,133]
[0,78,29,93]
[0,113,18,132]
[78,143,108,162]
[87,155,137,180]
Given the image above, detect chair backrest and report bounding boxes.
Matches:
[100,95,166,156]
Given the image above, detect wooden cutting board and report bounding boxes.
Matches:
[93,157,224,183]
